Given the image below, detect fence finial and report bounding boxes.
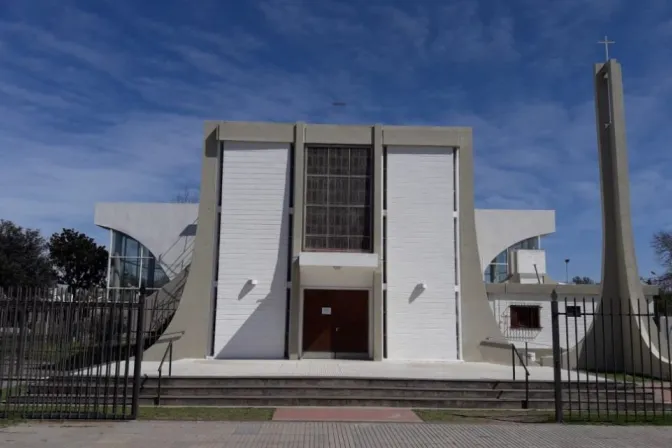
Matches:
[551,289,558,301]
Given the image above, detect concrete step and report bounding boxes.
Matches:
[25,382,660,401]
[8,394,671,411]
[46,376,641,391]
[22,388,657,405]
[8,391,666,409]
[141,386,655,400]
[140,377,641,391]
[139,395,672,410]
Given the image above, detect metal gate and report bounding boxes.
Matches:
[551,292,672,423]
[0,287,145,420]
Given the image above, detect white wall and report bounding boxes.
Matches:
[659,316,672,341]
[489,294,601,350]
[94,203,198,280]
[511,250,547,276]
[300,267,374,289]
[213,141,290,359]
[474,210,555,273]
[386,146,458,361]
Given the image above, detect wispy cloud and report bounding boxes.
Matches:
[0,0,670,282]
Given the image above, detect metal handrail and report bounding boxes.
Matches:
[155,340,173,406]
[511,344,530,409]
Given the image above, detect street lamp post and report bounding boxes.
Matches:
[565,259,570,284]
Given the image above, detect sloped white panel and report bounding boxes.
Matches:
[214,141,290,359]
[386,146,458,360]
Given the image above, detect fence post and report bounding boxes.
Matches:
[130,292,146,420]
[551,289,564,423]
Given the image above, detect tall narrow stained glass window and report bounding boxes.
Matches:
[304,145,373,252]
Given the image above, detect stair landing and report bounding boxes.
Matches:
[93,358,603,382]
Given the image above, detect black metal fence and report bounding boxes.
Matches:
[0,287,145,420]
[551,295,672,423]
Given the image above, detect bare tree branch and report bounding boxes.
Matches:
[173,187,199,204]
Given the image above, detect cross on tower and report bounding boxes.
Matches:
[598,35,615,61]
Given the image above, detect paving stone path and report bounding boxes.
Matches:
[2,421,672,447]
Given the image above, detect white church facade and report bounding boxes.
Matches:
[95,121,586,364]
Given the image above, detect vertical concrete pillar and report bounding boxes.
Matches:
[372,124,384,360]
[593,60,650,374]
[288,122,306,360]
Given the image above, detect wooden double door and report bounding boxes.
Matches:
[302,289,369,356]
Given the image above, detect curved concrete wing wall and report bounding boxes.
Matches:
[94,203,198,279]
[139,123,221,361]
[474,209,555,273]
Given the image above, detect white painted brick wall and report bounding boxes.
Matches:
[214,141,290,359]
[489,295,602,350]
[386,146,457,361]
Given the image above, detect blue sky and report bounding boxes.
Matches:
[0,0,671,282]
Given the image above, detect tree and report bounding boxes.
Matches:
[0,220,54,288]
[48,229,109,292]
[572,276,595,285]
[649,231,672,315]
[652,231,672,286]
[173,187,199,204]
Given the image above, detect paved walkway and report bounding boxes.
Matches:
[2,421,672,447]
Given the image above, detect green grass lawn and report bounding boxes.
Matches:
[414,409,556,424]
[562,413,672,426]
[138,406,275,421]
[0,405,275,426]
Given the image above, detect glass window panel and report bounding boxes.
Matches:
[306,176,327,205]
[306,148,328,174]
[141,258,155,288]
[349,148,371,176]
[120,258,141,288]
[328,208,348,236]
[305,206,327,235]
[153,265,170,289]
[123,236,141,258]
[305,236,327,250]
[493,263,509,282]
[494,250,507,264]
[107,231,169,292]
[527,237,539,250]
[328,147,350,175]
[348,207,369,236]
[112,232,123,256]
[349,236,370,252]
[327,236,349,250]
[484,265,493,283]
[349,177,369,205]
[327,177,349,205]
[109,257,123,288]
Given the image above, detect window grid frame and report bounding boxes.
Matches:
[509,305,542,330]
[303,144,374,253]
